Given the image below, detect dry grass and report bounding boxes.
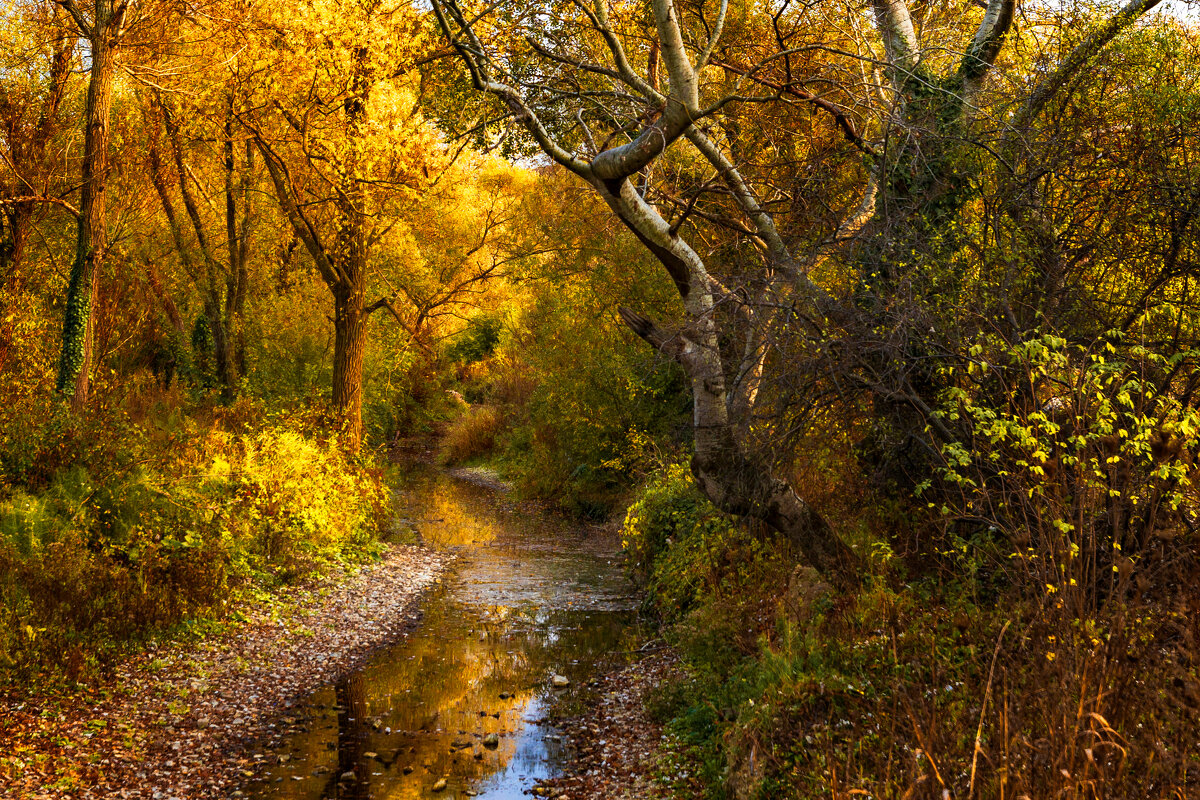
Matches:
[438,405,503,466]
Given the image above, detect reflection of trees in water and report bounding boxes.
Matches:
[250,469,635,799]
[366,605,629,724]
[400,478,505,549]
[247,610,633,800]
[319,673,370,800]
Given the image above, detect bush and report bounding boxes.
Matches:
[438,405,504,466]
[631,420,1200,799]
[928,332,1199,601]
[0,410,385,688]
[445,312,503,366]
[622,462,787,621]
[219,427,385,574]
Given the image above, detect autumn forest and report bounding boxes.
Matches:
[1,0,1199,796]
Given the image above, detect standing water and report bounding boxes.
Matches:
[245,465,639,800]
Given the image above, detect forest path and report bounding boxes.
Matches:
[3,528,448,799]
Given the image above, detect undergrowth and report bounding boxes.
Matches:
[624,454,1199,799]
[0,388,386,690]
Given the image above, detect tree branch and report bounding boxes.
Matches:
[431,0,592,175]
[0,195,80,219]
[1007,0,1164,148]
[958,0,1017,105]
[55,0,93,39]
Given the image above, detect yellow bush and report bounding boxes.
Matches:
[224,428,384,569]
[0,414,386,687]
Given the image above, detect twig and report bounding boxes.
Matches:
[969,620,1011,797]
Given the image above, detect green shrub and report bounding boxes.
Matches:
[929,333,1200,604]
[496,268,690,515]
[622,462,787,621]
[445,312,503,365]
[0,413,385,688]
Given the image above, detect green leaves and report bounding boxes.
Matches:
[930,329,1199,597]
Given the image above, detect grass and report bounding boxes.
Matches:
[438,405,504,466]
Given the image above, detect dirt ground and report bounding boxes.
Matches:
[0,545,450,800]
[532,647,682,800]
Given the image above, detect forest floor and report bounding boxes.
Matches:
[532,647,682,800]
[0,544,451,800]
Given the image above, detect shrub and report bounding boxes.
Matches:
[928,332,1200,605]
[220,427,384,573]
[0,412,385,688]
[445,312,503,366]
[622,461,788,622]
[438,405,503,466]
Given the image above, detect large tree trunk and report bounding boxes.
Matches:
[601,176,861,589]
[332,281,367,452]
[618,305,862,590]
[57,26,119,409]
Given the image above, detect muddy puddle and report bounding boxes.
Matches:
[244,466,639,800]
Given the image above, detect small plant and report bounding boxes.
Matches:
[928,331,1199,607]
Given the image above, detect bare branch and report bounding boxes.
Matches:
[695,0,728,71]
[683,126,827,309]
[1008,0,1164,145]
[431,0,592,175]
[571,0,663,103]
[55,0,94,38]
[0,195,80,219]
[710,57,879,156]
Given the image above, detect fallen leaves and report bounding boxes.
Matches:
[532,649,680,800]
[0,545,450,800]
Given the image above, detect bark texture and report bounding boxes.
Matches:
[57,10,122,408]
[332,276,368,451]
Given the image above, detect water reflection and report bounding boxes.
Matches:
[247,467,638,800]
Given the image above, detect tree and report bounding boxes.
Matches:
[0,2,77,379]
[146,91,255,397]
[433,0,1168,587]
[0,2,75,280]
[377,157,547,352]
[233,0,452,450]
[55,0,131,408]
